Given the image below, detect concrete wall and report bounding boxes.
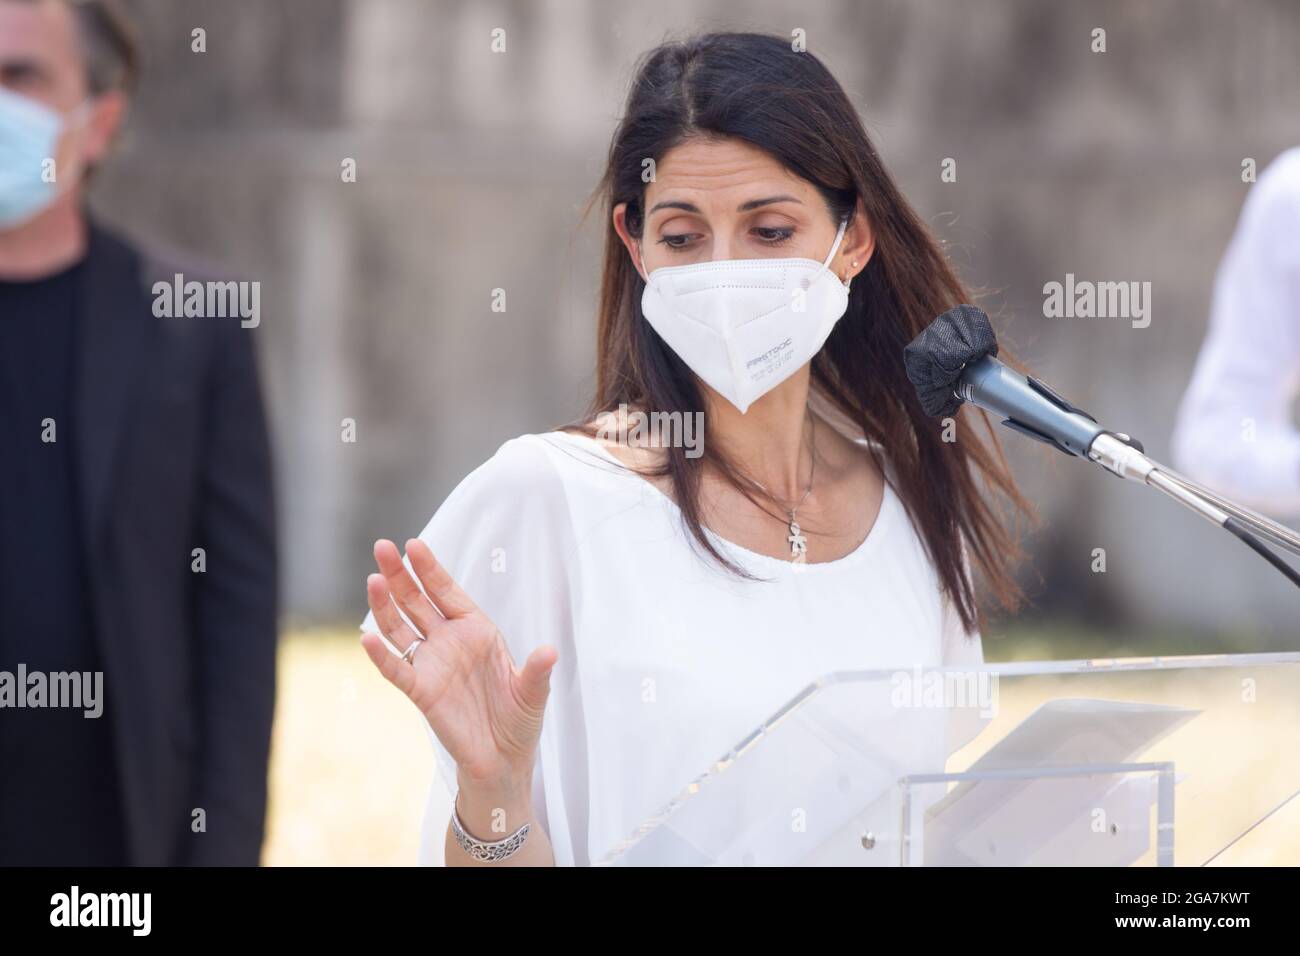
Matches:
[93,0,1300,642]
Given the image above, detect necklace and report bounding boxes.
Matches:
[744,412,817,563]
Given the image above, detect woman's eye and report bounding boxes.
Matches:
[656,233,696,251]
[654,227,794,252]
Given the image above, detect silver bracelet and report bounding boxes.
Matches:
[451,793,531,863]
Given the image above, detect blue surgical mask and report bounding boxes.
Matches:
[0,86,89,230]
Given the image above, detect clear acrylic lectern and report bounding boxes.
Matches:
[594,653,1300,866]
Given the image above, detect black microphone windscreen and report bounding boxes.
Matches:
[904,304,1000,417]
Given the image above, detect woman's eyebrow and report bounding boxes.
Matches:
[737,195,802,211]
[646,200,700,216]
[647,194,804,216]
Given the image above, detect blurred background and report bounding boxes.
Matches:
[86,0,1300,862]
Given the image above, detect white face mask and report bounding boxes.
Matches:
[639,217,851,414]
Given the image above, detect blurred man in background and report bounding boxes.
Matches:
[0,0,277,864]
[1172,148,1300,518]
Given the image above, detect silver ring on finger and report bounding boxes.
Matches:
[400,639,423,665]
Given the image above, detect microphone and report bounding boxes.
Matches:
[902,303,1129,462]
[903,304,1300,588]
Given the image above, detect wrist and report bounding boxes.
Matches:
[454,776,534,841]
[457,761,533,802]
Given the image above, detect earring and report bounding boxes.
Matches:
[852,260,859,268]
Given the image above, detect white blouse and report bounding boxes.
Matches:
[360,424,983,866]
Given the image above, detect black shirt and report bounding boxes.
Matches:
[0,258,126,864]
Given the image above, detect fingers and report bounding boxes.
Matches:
[360,631,418,698]
[406,538,479,620]
[373,539,443,637]
[514,643,559,713]
[366,572,426,654]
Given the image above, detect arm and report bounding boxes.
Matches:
[1171,152,1300,515]
[361,436,580,866]
[360,538,559,868]
[940,546,987,755]
[181,323,278,865]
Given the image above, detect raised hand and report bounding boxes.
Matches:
[359,538,558,796]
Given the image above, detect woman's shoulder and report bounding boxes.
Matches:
[442,428,635,512]
[417,428,650,579]
[408,434,585,573]
[474,428,627,477]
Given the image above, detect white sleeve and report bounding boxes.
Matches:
[359,434,588,865]
[1171,149,1300,516]
[939,558,987,756]
[940,590,985,669]
[940,535,985,670]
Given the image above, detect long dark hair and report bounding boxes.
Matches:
[565,31,1034,635]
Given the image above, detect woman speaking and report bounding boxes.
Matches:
[359,31,1031,866]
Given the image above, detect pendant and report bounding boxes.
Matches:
[787,512,808,564]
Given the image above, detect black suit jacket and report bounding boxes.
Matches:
[75,218,278,865]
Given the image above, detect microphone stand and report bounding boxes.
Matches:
[919,315,1300,588]
[1087,432,1300,587]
